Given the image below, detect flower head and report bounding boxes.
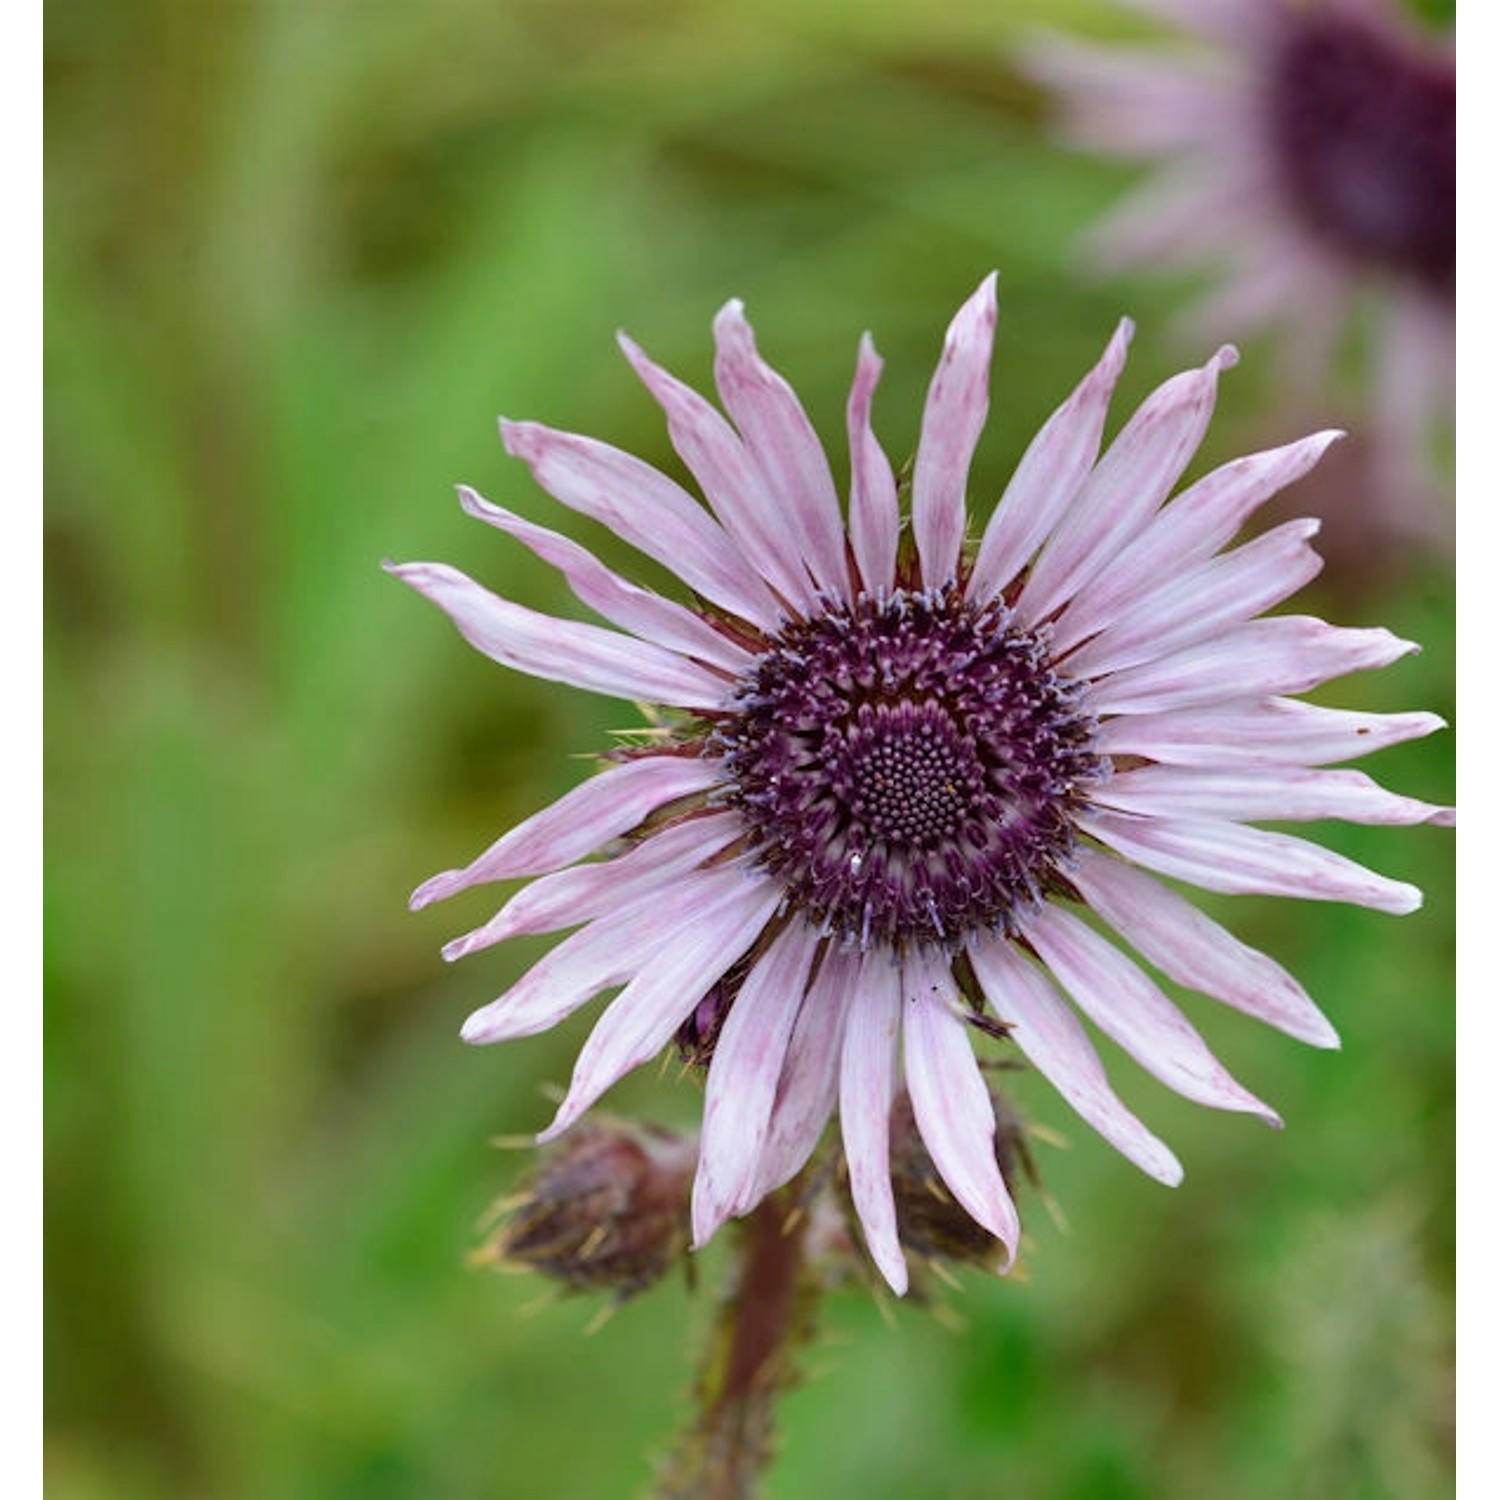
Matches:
[390,275,1450,1295]
[1024,0,1455,546]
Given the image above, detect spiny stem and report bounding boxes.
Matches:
[654,1189,821,1500]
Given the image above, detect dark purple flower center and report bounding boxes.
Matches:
[711,587,1103,949]
[1266,12,1454,297]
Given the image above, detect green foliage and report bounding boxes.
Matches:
[46,1,1453,1495]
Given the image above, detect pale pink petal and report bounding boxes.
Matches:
[1060,517,1323,677]
[386,562,729,709]
[1052,431,1343,649]
[712,301,851,599]
[1079,810,1423,914]
[460,862,756,1045]
[1083,162,1264,276]
[838,954,907,1294]
[412,754,722,910]
[1068,848,1337,1046]
[539,872,782,1140]
[617,333,816,611]
[1018,346,1239,626]
[442,812,742,961]
[1022,35,1244,155]
[457,486,751,674]
[902,948,1019,1260]
[745,944,860,1204]
[846,334,900,594]
[1090,765,1453,828]
[912,274,997,588]
[967,933,1183,1184]
[1023,905,1282,1123]
[968,318,1133,605]
[500,419,782,629]
[691,920,822,1247]
[1088,618,1419,716]
[1096,698,1448,767]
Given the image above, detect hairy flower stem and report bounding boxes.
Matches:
[654,1187,821,1499]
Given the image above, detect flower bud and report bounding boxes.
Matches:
[476,1123,696,1301]
[885,1089,1036,1274]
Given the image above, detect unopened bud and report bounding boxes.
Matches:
[475,1122,696,1301]
[886,1090,1037,1273]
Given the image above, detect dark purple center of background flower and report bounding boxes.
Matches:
[1266,12,1454,296]
[712,587,1103,949]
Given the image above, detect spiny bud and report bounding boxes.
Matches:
[886,1090,1037,1274]
[474,1122,696,1301]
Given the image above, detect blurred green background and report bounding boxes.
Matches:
[46,1,1454,1496]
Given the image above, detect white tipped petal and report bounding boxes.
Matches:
[1069,849,1338,1047]
[500,419,782,630]
[1024,906,1282,1124]
[902,949,1020,1260]
[912,273,997,588]
[712,301,851,599]
[1061,517,1324,676]
[1018,345,1238,626]
[969,317,1133,604]
[386,561,728,709]
[1097,698,1449,767]
[442,813,741,961]
[968,933,1183,1184]
[457,487,750,674]
[1089,618,1419,716]
[539,873,781,1141]
[412,754,722,909]
[691,921,821,1247]
[1080,811,1423,915]
[838,955,907,1294]
[1053,431,1343,649]
[846,334,900,593]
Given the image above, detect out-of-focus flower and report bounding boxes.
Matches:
[1024,0,1454,547]
[390,275,1450,1295]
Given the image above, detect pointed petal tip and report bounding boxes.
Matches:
[875,1253,911,1297]
[410,872,456,911]
[498,416,533,458]
[1430,806,1456,828]
[712,296,748,333]
[1211,343,1240,372]
[460,1011,496,1045]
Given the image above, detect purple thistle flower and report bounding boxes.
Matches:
[389,275,1451,1295]
[1023,0,1454,546]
